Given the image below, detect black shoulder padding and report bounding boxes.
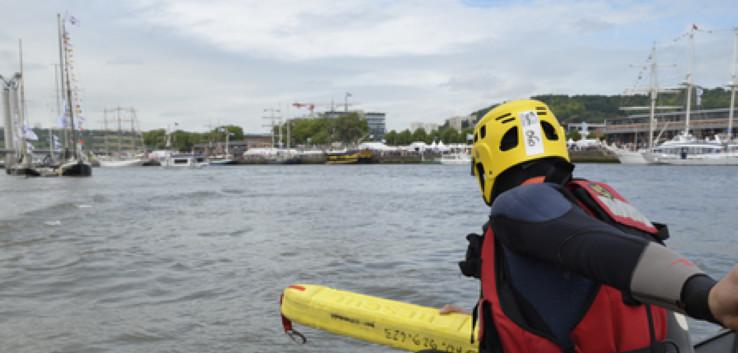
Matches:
[459,233,483,278]
[653,222,670,242]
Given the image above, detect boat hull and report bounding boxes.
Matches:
[614,150,649,165]
[99,159,144,167]
[6,166,41,177]
[59,160,93,177]
[208,159,236,166]
[694,330,738,353]
[643,152,738,165]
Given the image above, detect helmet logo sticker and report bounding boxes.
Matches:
[519,110,544,156]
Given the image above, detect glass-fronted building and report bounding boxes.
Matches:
[365,112,386,141]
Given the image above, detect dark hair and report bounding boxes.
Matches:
[490,157,574,203]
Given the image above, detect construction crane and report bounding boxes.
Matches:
[293,101,361,114]
[292,102,316,116]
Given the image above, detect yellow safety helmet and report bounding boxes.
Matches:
[471,99,569,205]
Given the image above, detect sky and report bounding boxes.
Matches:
[0,0,737,133]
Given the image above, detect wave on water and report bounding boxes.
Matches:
[18,253,83,272]
[151,190,223,202]
[102,328,176,344]
[19,201,86,219]
[196,226,253,237]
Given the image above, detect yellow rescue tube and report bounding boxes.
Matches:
[280,284,478,353]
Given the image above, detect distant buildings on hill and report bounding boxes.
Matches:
[444,115,475,131]
[410,122,439,132]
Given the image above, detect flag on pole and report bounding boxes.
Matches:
[52,135,62,152]
[58,99,69,128]
[22,124,38,141]
[76,115,86,130]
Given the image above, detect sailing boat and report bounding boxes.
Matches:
[610,42,686,164]
[643,26,738,165]
[98,107,145,167]
[55,13,91,176]
[208,128,236,165]
[5,39,44,177]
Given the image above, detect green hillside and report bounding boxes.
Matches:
[471,87,735,124]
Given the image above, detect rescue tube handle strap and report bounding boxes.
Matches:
[280,293,307,345]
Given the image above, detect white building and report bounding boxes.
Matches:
[410,122,439,132]
[445,115,476,131]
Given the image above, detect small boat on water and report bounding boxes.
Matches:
[208,152,236,165]
[161,153,208,168]
[439,151,471,165]
[98,157,144,168]
[325,149,374,164]
[58,159,93,176]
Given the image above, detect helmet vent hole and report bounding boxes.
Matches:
[499,127,518,151]
[474,133,478,142]
[541,121,559,140]
[501,117,515,124]
[475,163,486,192]
[480,125,486,139]
[495,113,512,121]
[536,106,546,111]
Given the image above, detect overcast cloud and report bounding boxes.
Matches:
[0,0,736,132]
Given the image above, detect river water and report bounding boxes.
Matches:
[0,164,736,353]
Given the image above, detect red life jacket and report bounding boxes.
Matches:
[476,179,668,353]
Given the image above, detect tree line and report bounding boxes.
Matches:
[136,87,736,150]
[142,125,244,151]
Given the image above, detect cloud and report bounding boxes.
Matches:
[1,0,735,133]
[133,0,493,60]
[106,57,144,65]
[573,18,616,33]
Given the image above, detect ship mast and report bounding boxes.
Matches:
[728,27,738,139]
[682,26,696,137]
[57,14,70,159]
[648,43,659,149]
[17,39,30,167]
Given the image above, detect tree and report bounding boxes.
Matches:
[335,112,369,144]
[567,129,582,141]
[143,129,167,149]
[397,129,413,145]
[412,128,429,144]
[439,127,460,144]
[384,130,398,145]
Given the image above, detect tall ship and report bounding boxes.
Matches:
[97,107,146,167]
[643,27,738,165]
[55,13,92,176]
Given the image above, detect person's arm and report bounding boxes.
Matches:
[439,304,470,315]
[709,265,738,329]
[490,183,723,326]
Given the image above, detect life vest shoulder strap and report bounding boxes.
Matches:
[566,179,660,236]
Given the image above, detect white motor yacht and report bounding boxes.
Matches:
[642,134,738,165]
[161,153,209,168]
